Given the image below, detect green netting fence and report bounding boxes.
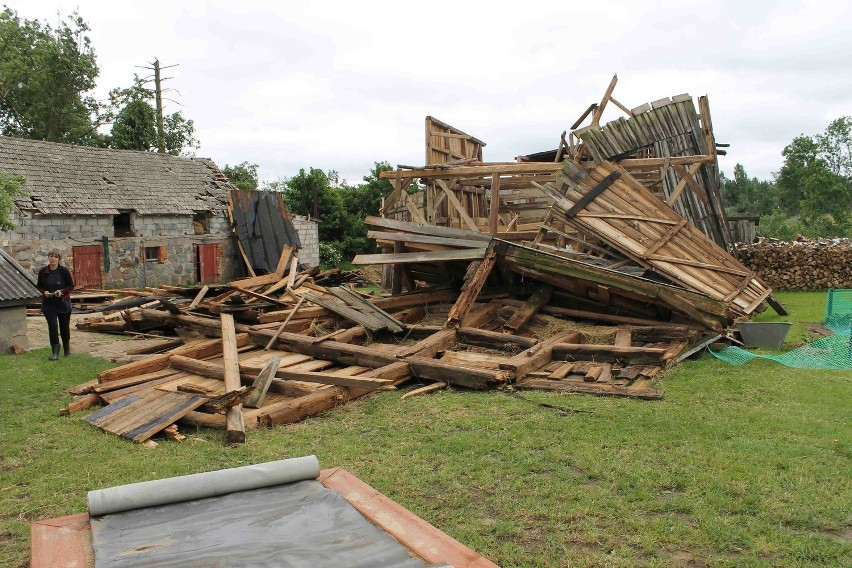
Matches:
[709,289,852,370]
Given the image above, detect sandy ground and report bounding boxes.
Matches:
[27,313,175,361]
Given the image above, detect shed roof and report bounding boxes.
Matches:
[0,247,39,303]
[0,136,234,215]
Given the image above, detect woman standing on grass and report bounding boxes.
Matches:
[36,248,74,360]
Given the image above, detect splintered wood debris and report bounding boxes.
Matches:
[62,75,777,446]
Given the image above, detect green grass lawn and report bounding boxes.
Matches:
[1,291,850,567]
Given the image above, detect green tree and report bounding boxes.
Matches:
[720,163,777,217]
[0,172,27,231]
[268,168,348,243]
[106,75,198,155]
[0,7,102,144]
[776,124,851,235]
[222,161,259,190]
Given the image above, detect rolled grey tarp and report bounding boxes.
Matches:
[88,455,320,517]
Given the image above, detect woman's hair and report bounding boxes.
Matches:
[47,248,63,261]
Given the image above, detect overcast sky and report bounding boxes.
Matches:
[14,0,852,185]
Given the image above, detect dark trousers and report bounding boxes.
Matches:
[43,310,71,347]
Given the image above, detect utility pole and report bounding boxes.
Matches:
[153,59,165,153]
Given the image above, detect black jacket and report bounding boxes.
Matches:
[37,264,74,314]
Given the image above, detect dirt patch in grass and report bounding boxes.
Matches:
[26,314,178,360]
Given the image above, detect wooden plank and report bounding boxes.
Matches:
[84,389,207,442]
[563,171,620,218]
[320,468,500,568]
[243,357,281,408]
[229,272,281,288]
[379,162,562,179]
[502,285,552,334]
[352,248,487,265]
[325,286,406,333]
[488,173,501,234]
[274,245,295,277]
[302,292,388,332]
[517,378,663,400]
[30,513,93,568]
[187,284,209,310]
[406,356,510,389]
[368,230,486,249]
[258,362,410,427]
[365,215,491,242]
[551,343,666,365]
[446,245,498,328]
[221,313,246,445]
[498,331,581,379]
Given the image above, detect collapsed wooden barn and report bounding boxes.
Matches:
[62,75,787,446]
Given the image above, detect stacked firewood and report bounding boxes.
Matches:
[736,238,852,290]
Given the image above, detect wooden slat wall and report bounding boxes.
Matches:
[540,161,771,316]
[574,96,731,249]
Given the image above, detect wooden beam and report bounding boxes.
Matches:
[243,356,281,409]
[352,248,487,265]
[488,173,501,234]
[499,331,581,379]
[220,313,246,445]
[502,286,552,334]
[446,245,498,328]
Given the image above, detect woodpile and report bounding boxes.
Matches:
[735,237,852,290]
[62,240,709,446]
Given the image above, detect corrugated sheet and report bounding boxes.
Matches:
[0,248,39,303]
[0,136,233,216]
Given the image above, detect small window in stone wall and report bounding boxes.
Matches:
[144,245,167,263]
[114,211,134,237]
[193,212,209,235]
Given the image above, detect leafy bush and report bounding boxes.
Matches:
[319,242,343,268]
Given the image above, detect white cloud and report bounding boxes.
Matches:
[12,0,852,182]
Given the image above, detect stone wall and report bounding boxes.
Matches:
[292,215,320,267]
[0,305,29,353]
[2,210,318,287]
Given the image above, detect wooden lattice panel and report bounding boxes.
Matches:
[538,161,771,316]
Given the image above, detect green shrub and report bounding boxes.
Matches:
[319,242,343,268]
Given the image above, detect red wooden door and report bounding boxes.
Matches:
[72,245,102,289]
[196,244,219,284]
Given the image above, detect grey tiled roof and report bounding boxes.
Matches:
[0,136,234,215]
[0,247,39,303]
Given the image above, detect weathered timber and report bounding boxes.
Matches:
[401,382,448,400]
[396,328,457,358]
[517,378,663,400]
[446,244,498,328]
[327,286,406,333]
[257,288,456,324]
[499,331,581,379]
[502,285,552,334]
[456,328,538,351]
[250,330,401,368]
[139,309,253,337]
[96,335,250,383]
[220,313,246,445]
[369,230,488,249]
[353,248,487,265]
[257,361,411,427]
[244,357,281,408]
[551,343,667,365]
[406,356,510,389]
[302,292,388,331]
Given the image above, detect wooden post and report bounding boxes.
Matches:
[488,173,501,234]
[220,313,246,444]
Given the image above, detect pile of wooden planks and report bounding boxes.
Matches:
[63,262,707,446]
[375,74,786,322]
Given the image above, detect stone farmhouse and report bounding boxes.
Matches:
[0,136,317,289]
